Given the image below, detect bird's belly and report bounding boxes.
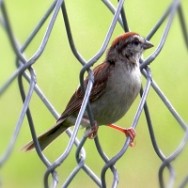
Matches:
[92,98,129,124]
[82,62,141,126]
[91,72,141,125]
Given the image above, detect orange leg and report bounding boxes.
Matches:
[107,124,136,146]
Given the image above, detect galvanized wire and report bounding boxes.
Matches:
[0,0,188,188]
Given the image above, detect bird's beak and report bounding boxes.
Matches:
[142,40,154,50]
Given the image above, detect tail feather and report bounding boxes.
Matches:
[23,120,71,151]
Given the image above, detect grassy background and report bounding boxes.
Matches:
[0,0,188,187]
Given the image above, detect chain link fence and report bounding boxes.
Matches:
[0,0,188,187]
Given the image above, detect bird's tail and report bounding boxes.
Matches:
[23,119,71,151]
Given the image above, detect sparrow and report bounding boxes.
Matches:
[23,32,153,151]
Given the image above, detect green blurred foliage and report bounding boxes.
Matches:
[0,0,188,187]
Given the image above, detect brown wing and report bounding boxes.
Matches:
[57,62,111,122]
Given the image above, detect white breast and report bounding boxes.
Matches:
[91,61,141,125]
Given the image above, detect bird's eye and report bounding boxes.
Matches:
[132,40,140,46]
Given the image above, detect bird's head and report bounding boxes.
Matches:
[107,32,153,64]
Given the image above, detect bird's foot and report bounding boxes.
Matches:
[107,124,136,147]
[123,127,136,147]
[85,122,99,139]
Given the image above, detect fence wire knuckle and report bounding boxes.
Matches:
[0,0,188,188]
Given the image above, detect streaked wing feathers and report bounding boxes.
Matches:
[57,62,111,123]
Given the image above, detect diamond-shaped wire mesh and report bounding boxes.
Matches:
[0,0,188,187]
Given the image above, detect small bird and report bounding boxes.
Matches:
[23,32,153,151]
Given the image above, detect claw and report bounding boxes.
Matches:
[123,127,136,147]
[107,124,136,147]
[86,122,99,139]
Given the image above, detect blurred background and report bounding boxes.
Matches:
[0,0,188,187]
